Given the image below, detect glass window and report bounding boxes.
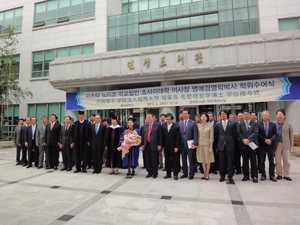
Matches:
[279,18,299,32]
[83,0,95,12]
[177,4,189,16]
[139,34,151,47]
[181,0,192,4]
[233,0,247,8]
[191,15,204,26]
[45,19,56,25]
[204,0,217,11]
[48,103,60,119]
[28,105,35,118]
[248,6,258,19]
[122,3,129,14]
[170,0,180,5]
[83,11,94,18]
[116,25,127,37]
[218,0,232,10]
[139,10,150,21]
[32,72,42,78]
[82,44,94,54]
[58,0,69,17]
[164,31,177,44]
[116,14,127,26]
[60,103,66,123]
[152,21,163,31]
[127,35,139,49]
[205,25,219,39]
[204,13,218,23]
[139,1,149,11]
[14,8,23,27]
[190,1,204,14]
[108,27,115,38]
[248,0,257,6]
[33,52,43,71]
[69,46,81,56]
[191,27,204,41]
[36,104,47,124]
[116,37,127,50]
[160,0,170,7]
[219,10,233,23]
[127,24,138,35]
[56,48,68,58]
[234,20,249,36]
[151,8,164,19]
[14,105,19,117]
[127,12,138,24]
[44,50,55,70]
[178,29,190,43]
[152,32,164,46]
[108,38,116,51]
[139,23,151,33]
[149,0,159,9]
[219,22,234,37]
[71,0,82,15]
[249,19,259,34]
[4,10,13,26]
[108,16,115,27]
[164,6,176,17]
[164,19,176,29]
[0,13,3,31]
[129,2,139,12]
[70,14,82,21]
[177,17,190,27]
[35,3,46,22]
[46,0,57,20]
[233,8,248,21]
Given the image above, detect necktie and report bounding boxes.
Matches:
[184,120,187,132]
[81,121,83,124]
[50,123,53,130]
[96,124,98,134]
[223,121,226,132]
[265,123,268,137]
[147,124,152,142]
[43,125,45,131]
[65,125,68,132]
[245,121,248,131]
[32,126,34,139]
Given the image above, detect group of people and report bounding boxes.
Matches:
[13,108,294,183]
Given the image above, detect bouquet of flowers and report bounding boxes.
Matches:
[118,129,141,158]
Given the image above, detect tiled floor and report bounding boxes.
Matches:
[0,147,300,225]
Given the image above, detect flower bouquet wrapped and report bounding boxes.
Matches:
[118,129,141,158]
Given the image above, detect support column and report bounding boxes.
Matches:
[66,88,80,120]
[285,101,300,133]
[160,81,176,121]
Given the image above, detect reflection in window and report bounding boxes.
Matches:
[0,7,23,34]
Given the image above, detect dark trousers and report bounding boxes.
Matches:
[259,148,275,178]
[219,145,234,178]
[145,142,159,176]
[92,147,103,172]
[21,145,28,165]
[181,146,195,177]
[46,144,59,167]
[28,141,39,167]
[62,147,73,169]
[234,147,242,173]
[242,146,258,179]
[142,149,146,167]
[164,149,180,176]
[16,145,21,163]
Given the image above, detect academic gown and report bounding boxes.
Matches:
[105,125,124,168]
[121,128,140,168]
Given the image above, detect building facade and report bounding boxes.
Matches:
[1,0,300,137]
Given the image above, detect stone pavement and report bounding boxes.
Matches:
[0,147,300,225]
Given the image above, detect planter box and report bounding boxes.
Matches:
[292,146,300,157]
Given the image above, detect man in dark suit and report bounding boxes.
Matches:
[25,117,39,168]
[44,114,61,170]
[159,114,167,169]
[215,110,237,183]
[162,113,181,180]
[237,109,259,183]
[13,118,24,165]
[208,111,218,174]
[258,111,278,182]
[60,116,72,171]
[141,114,162,178]
[234,112,244,174]
[19,117,31,166]
[88,115,106,174]
[179,109,198,180]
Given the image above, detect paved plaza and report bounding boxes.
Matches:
[0,147,300,225]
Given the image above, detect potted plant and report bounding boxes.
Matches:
[292,133,300,156]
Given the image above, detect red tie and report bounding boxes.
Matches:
[81,121,83,124]
[184,120,187,132]
[50,123,53,130]
[147,124,152,142]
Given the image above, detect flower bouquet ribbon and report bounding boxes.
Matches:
[118,130,141,158]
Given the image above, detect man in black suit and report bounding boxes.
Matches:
[257,110,278,182]
[162,113,181,180]
[60,116,72,171]
[25,117,39,168]
[234,112,244,174]
[215,110,237,183]
[237,109,259,183]
[44,114,61,170]
[13,118,24,165]
[208,111,218,174]
[19,117,31,166]
[141,113,162,178]
[159,114,167,169]
[88,115,106,174]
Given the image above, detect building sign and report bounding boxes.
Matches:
[66,77,300,110]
